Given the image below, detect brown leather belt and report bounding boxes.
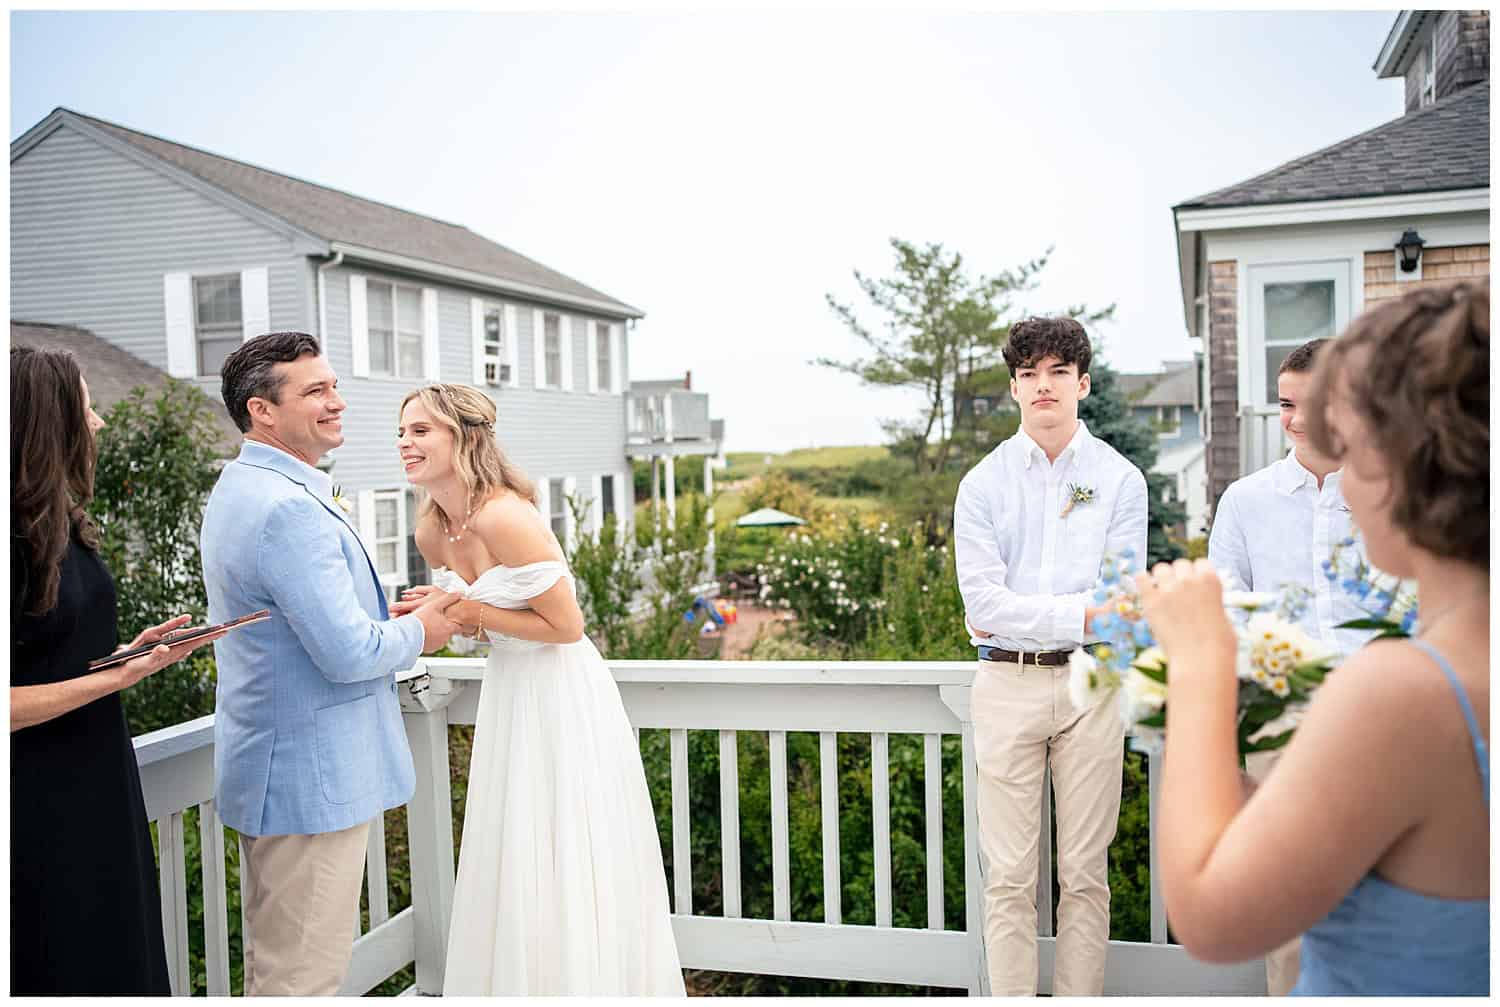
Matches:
[978,644,1099,667]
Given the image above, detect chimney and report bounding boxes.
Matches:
[684,369,692,390]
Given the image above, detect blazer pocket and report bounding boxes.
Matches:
[314,695,381,805]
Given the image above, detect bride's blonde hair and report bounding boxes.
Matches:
[400,384,537,523]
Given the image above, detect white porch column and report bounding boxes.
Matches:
[664,454,677,532]
[704,455,715,561]
[651,456,662,545]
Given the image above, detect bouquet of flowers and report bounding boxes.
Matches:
[1067,550,1338,759]
[1326,535,1420,639]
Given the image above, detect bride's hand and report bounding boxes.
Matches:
[391,584,440,617]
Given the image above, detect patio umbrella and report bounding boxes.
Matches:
[735,507,807,528]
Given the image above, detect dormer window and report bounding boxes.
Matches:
[1421,29,1436,106]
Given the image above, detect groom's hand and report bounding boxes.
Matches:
[391,584,440,617]
[411,590,461,653]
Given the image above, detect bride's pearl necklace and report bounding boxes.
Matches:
[440,494,476,544]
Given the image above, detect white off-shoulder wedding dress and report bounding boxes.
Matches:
[433,559,684,995]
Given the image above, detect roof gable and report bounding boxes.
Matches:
[1176,81,1488,210]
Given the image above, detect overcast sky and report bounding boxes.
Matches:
[11,10,1405,452]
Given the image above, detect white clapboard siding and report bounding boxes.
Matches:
[349,274,370,378]
[503,305,519,388]
[532,309,547,388]
[163,272,195,378]
[586,318,600,394]
[421,287,440,380]
[670,728,692,914]
[559,314,574,391]
[240,266,271,343]
[470,297,486,384]
[610,322,624,394]
[198,801,231,995]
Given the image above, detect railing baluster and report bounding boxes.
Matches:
[872,732,892,928]
[960,720,985,996]
[368,814,390,928]
[924,733,944,930]
[670,728,692,914]
[820,731,841,925]
[1037,764,1053,938]
[157,811,190,995]
[1149,749,1167,943]
[198,801,231,995]
[238,837,249,993]
[719,729,742,917]
[770,730,791,921]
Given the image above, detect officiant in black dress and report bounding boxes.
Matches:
[10,346,224,995]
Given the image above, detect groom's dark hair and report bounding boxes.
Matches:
[221,331,323,432]
[1002,316,1093,376]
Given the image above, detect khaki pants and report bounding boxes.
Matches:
[1244,751,1301,996]
[972,656,1124,996]
[238,819,371,996]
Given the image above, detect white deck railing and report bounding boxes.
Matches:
[1239,403,1287,477]
[133,660,1266,996]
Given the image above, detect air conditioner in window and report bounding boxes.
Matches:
[484,360,511,386]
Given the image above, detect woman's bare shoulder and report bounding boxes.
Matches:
[471,491,557,566]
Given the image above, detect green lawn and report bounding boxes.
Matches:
[723,445,889,482]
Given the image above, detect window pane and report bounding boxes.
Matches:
[378,542,398,575]
[1264,280,1335,402]
[601,475,615,519]
[199,338,239,376]
[1265,345,1298,402]
[545,315,561,387]
[376,498,399,539]
[484,309,503,352]
[596,325,611,389]
[370,329,394,374]
[369,282,393,330]
[406,490,429,586]
[397,286,422,333]
[398,334,423,378]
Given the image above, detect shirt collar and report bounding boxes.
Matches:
[239,440,334,500]
[1275,448,1342,496]
[1017,419,1091,471]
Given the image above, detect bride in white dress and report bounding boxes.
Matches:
[389,384,684,996]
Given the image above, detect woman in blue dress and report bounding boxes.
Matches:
[1135,278,1488,996]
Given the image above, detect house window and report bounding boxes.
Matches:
[368,281,423,378]
[544,313,562,388]
[1249,261,1348,408]
[595,322,612,392]
[1263,281,1334,402]
[1155,405,1181,436]
[405,489,429,588]
[548,478,567,540]
[601,474,616,523]
[1421,30,1437,107]
[373,489,403,583]
[481,306,510,386]
[194,274,242,376]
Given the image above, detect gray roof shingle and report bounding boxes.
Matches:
[10,320,241,451]
[1119,364,1198,408]
[1176,81,1488,210]
[60,109,642,317]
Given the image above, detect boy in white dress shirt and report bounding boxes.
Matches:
[1208,337,1375,994]
[954,316,1148,996]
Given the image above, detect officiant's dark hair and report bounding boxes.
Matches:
[221,331,322,432]
[1002,317,1093,376]
[11,346,101,615]
[1304,279,1487,568]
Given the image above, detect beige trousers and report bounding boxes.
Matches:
[238,818,371,996]
[972,656,1124,996]
[1244,751,1301,996]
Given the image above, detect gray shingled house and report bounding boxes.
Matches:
[1172,10,1489,509]
[11,107,648,596]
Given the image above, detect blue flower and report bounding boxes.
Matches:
[1401,610,1418,634]
[1093,588,1110,604]
[1132,621,1154,647]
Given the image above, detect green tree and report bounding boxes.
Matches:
[89,380,231,735]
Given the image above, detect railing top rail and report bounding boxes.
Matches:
[133,713,215,766]
[415,657,978,686]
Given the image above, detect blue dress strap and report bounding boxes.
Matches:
[1409,637,1489,807]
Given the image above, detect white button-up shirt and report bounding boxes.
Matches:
[1207,449,1374,660]
[955,420,1149,651]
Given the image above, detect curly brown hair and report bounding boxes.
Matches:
[1304,279,1488,568]
[11,346,102,616]
[1002,316,1093,376]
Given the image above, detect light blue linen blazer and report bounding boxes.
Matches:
[200,441,424,836]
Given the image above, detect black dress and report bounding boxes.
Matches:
[11,535,171,995]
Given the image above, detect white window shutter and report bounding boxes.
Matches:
[470,297,487,384]
[395,492,410,585]
[504,305,519,388]
[163,272,195,378]
[610,323,624,394]
[421,287,440,381]
[562,475,577,548]
[586,320,599,394]
[240,266,271,343]
[591,474,604,534]
[533,309,547,388]
[349,275,370,378]
[357,490,376,552]
[559,314,574,391]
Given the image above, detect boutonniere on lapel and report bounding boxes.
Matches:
[1061,482,1095,519]
[331,484,354,517]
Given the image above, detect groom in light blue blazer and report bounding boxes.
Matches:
[200,331,458,996]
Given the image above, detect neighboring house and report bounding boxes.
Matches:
[627,371,726,532]
[11,107,645,599]
[1172,10,1489,511]
[1118,360,1209,538]
[953,363,1016,427]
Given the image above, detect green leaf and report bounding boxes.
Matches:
[1132,662,1167,684]
[1336,618,1402,631]
[1137,711,1166,728]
